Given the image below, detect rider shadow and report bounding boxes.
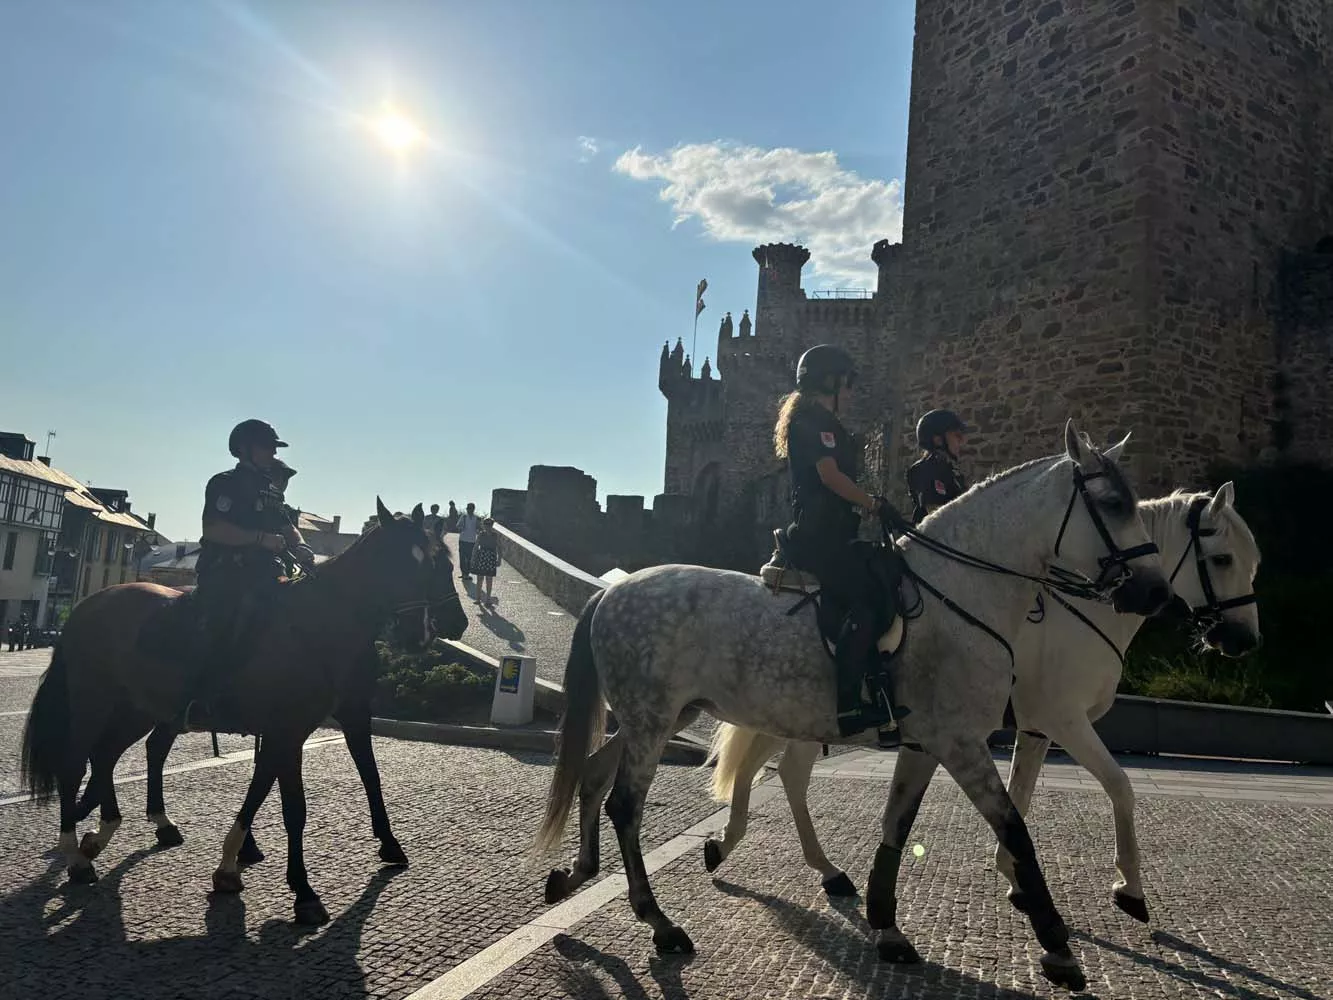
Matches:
[478,611,526,652]
[1,857,404,999]
[1073,928,1325,1000]
[552,933,695,1000]
[711,879,1043,1000]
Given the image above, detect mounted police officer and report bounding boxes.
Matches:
[907,409,968,524]
[774,345,902,743]
[186,419,310,727]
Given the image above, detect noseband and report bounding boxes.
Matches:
[1051,466,1160,597]
[1168,496,1257,618]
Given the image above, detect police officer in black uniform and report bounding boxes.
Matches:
[906,409,968,525]
[187,419,309,726]
[775,345,900,740]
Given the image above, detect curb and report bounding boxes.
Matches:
[355,715,708,765]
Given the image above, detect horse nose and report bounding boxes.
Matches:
[1144,580,1170,615]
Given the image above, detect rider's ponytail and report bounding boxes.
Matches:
[773,391,809,459]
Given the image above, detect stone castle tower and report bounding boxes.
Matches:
[656,0,1333,570]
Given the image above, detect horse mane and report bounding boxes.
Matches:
[1140,490,1260,564]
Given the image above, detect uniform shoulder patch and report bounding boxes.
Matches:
[215,495,233,513]
[934,480,947,496]
[819,431,837,449]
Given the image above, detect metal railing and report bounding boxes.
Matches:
[808,288,874,300]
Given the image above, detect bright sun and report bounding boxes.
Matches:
[371,110,426,153]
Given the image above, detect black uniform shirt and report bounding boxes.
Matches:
[197,464,294,581]
[787,404,859,540]
[906,450,967,524]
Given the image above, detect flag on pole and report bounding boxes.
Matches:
[695,278,707,317]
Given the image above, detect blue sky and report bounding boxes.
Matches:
[1,0,915,541]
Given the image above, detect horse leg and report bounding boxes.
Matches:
[777,741,853,895]
[276,743,328,926]
[78,714,152,861]
[866,746,936,964]
[333,700,405,866]
[605,725,692,954]
[701,730,781,877]
[545,730,623,903]
[935,740,1085,992]
[58,752,97,885]
[145,724,186,848]
[1049,716,1148,922]
[211,737,280,895]
[995,729,1051,909]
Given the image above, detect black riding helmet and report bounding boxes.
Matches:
[228,419,288,459]
[795,344,857,394]
[915,409,967,450]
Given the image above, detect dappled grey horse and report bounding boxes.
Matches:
[535,421,1171,992]
[704,482,1262,924]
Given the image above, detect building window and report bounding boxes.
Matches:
[1,531,16,570]
[82,567,91,597]
[104,529,118,564]
[101,567,109,590]
[84,526,99,563]
[119,567,128,585]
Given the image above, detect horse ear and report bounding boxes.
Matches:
[1064,419,1092,466]
[1103,431,1132,463]
[376,497,394,527]
[411,503,425,528]
[1205,481,1236,519]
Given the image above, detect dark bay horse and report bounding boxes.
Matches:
[21,499,447,925]
[81,540,469,870]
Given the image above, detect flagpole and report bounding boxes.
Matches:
[691,309,699,370]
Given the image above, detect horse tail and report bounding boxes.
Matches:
[20,642,70,803]
[707,724,777,803]
[534,589,607,854]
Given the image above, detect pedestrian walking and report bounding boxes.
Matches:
[472,517,501,607]
[456,502,481,579]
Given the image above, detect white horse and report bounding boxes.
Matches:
[703,483,1262,924]
[534,422,1171,992]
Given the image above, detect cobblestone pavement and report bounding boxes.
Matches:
[5,648,1332,999]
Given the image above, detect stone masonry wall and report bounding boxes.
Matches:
[892,0,1164,490]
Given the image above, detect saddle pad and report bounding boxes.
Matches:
[760,559,905,656]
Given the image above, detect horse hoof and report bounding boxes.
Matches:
[876,937,921,964]
[652,925,695,955]
[1039,948,1086,992]
[237,842,265,868]
[545,868,571,905]
[294,897,330,926]
[1113,888,1150,923]
[1007,887,1031,914]
[154,824,185,849]
[67,863,99,886]
[378,838,409,867]
[703,839,723,873]
[212,869,244,894]
[821,872,857,897]
[78,832,104,861]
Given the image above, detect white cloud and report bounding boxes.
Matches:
[613,141,903,286]
[577,135,600,163]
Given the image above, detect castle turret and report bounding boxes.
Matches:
[753,243,810,304]
[738,309,751,337]
[700,357,712,380]
[871,239,899,299]
[658,337,689,397]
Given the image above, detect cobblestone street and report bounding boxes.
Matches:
[2,645,1331,999]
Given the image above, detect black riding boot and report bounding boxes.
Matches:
[834,607,892,737]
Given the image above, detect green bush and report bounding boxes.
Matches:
[374,640,495,722]
[1117,461,1333,713]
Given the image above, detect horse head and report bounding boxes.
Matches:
[1168,482,1262,657]
[362,497,461,652]
[1057,420,1171,617]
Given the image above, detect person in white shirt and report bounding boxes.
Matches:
[456,502,481,579]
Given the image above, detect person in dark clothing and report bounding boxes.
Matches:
[187,419,308,727]
[445,501,459,533]
[774,344,901,741]
[906,409,969,525]
[423,504,446,544]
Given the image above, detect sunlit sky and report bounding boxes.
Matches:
[1,1,915,540]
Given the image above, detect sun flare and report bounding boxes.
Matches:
[371,110,426,153]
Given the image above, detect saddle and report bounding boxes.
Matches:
[761,528,905,657]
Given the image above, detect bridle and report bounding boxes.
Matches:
[1167,496,1257,619]
[1050,466,1161,598]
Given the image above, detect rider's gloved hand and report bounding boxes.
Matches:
[258,532,288,553]
[292,543,316,569]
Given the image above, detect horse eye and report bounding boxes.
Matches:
[1210,554,1233,568]
[1101,497,1127,515]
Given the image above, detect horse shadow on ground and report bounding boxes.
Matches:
[1073,928,1326,1000]
[477,610,526,653]
[0,848,403,1000]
